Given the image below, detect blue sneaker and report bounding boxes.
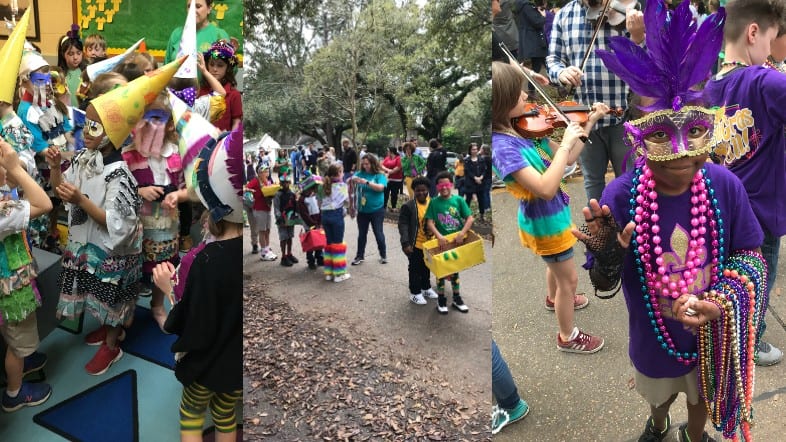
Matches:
[2,382,52,412]
[22,352,47,375]
[492,399,529,434]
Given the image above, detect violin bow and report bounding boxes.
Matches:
[567,0,614,96]
[498,42,590,144]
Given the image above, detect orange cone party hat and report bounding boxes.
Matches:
[0,9,31,104]
[91,56,186,148]
[168,89,222,189]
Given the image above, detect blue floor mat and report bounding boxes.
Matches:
[33,370,138,442]
[123,306,177,370]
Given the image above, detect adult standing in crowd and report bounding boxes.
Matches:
[516,0,548,95]
[546,0,645,203]
[381,147,403,211]
[351,155,388,266]
[480,144,494,223]
[401,141,426,198]
[342,139,358,182]
[426,138,448,196]
[493,0,520,59]
[165,0,229,65]
[290,145,302,185]
[463,143,488,223]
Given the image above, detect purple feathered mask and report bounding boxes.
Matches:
[596,0,725,112]
[596,0,725,162]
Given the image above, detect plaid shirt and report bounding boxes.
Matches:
[547,0,630,127]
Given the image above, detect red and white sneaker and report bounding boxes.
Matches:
[85,344,123,376]
[85,325,126,346]
[557,328,604,354]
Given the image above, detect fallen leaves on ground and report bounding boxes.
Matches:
[243,280,489,441]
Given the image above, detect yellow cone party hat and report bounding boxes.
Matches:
[91,56,186,148]
[0,9,31,104]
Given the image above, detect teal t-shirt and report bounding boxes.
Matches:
[425,194,471,235]
[354,171,387,213]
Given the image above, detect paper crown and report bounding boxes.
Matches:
[168,89,222,189]
[91,56,186,148]
[299,172,323,192]
[194,123,244,223]
[175,0,198,79]
[86,38,145,81]
[0,9,30,103]
[204,40,238,69]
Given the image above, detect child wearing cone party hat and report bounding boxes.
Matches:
[45,56,186,376]
[153,124,243,440]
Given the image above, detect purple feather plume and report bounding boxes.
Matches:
[222,123,245,196]
[595,0,725,112]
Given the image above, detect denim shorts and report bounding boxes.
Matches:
[541,247,574,263]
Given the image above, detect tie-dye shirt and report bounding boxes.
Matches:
[491,132,576,256]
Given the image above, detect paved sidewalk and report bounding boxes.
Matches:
[492,178,786,441]
[243,209,493,432]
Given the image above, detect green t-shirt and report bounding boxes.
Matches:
[66,68,83,108]
[165,23,230,65]
[425,195,471,235]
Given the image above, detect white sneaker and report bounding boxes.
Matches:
[261,250,278,261]
[422,288,438,299]
[334,273,351,283]
[409,293,427,305]
[325,275,333,281]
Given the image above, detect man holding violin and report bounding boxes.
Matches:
[546,0,645,203]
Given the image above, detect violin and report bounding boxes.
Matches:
[513,101,624,139]
[587,0,640,27]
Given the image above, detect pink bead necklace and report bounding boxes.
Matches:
[632,165,721,364]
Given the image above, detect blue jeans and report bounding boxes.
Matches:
[579,122,631,203]
[759,229,781,338]
[322,208,345,244]
[355,208,386,259]
[480,181,492,213]
[492,340,521,409]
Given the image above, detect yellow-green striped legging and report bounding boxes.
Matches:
[180,382,242,433]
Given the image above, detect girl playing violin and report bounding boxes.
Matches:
[491,59,610,354]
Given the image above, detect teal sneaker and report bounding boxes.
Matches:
[492,399,529,435]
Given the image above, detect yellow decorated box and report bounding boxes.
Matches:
[262,184,281,197]
[423,230,485,279]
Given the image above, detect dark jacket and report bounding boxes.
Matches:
[463,156,488,193]
[516,0,547,59]
[398,198,430,249]
[426,148,447,178]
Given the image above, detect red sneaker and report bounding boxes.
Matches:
[85,325,126,346]
[557,328,604,354]
[85,344,123,375]
[545,293,589,311]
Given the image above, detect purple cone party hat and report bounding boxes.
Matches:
[194,123,245,223]
[0,9,30,104]
[167,89,223,189]
[595,0,726,162]
[85,37,145,81]
[175,0,198,79]
[299,171,323,192]
[91,56,187,148]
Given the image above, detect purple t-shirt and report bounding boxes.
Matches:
[601,163,762,378]
[704,66,786,236]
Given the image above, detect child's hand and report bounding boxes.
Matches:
[455,231,465,245]
[571,199,635,249]
[0,141,20,172]
[672,294,721,328]
[44,146,62,168]
[587,102,611,125]
[560,122,586,151]
[437,234,448,250]
[197,52,206,72]
[56,182,83,204]
[140,186,165,202]
[152,261,176,304]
